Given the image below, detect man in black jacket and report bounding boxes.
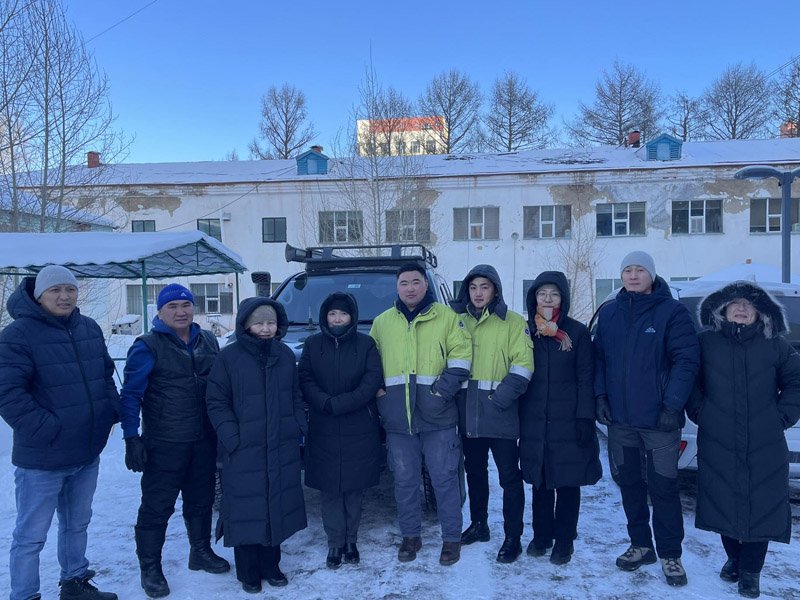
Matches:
[0,265,118,600]
[120,284,229,598]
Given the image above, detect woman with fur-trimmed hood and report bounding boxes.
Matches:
[688,281,800,598]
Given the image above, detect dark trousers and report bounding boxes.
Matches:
[462,436,524,538]
[234,544,281,585]
[321,489,364,547]
[136,437,217,537]
[721,535,769,573]
[608,424,684,559]
[531,470,580,546]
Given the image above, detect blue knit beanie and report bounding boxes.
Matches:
[157,284,194,309]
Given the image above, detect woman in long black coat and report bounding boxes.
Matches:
[206,298,308,593]
[298,292,383,569]
[688,282,800,598]
[519,271,602,565]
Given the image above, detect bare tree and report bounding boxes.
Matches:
[481,71,554,152]
[666,91,704,142]
[249,83,316,159]
[773,59,800,137]
[567,60,661,146]
[418,69,482,154]
[701,62,771,140]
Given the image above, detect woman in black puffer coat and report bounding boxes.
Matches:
[688,281,800,599]
[519,271,602,565]
[299,292,383,569]
[206,298,308,593]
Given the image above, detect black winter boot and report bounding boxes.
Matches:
[184,515,230,574]
[496,537,522,563]
[720,558,740,582]
[59,576,118,600]
[461,521,490,545]
[135,527,170,598]
[738,571,761,598]
[262,545,288,587]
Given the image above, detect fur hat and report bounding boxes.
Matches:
[245,304,277,329]
[699,280,789,339]
[620,251,656,282]
[157,284,194,310]
[34,265,78,299]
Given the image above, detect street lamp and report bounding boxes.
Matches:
[734,165,800,283]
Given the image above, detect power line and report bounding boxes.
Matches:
[85,0,159,43]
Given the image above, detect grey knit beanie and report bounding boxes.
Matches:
[620,251,656,282]
[34,265,78,299]
[245,304,277,329]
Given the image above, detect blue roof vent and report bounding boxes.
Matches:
[645,133,682,161]
[296,146,328,175]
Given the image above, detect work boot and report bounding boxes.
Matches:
[59,577,118,600]
[397,536,422,562]
[343,542,360,564]
[460,520,490,545]
[185,515,231,574]
[439,541,461,566]
[661,557,688,587]
[326,547,343,569]
[720,558,740,582]
[496,537,522,563]
[526,538,552,557]
[550,540,574,565]
[135,527,170,598]
[615,545,657,571]
[738,571,761,598]
[140,563,170,599]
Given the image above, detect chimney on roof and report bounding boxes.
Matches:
[310,145,323,153]
[626,131,641,148]
[87,151,100,168]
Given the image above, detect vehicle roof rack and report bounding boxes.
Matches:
[285,243,438,270]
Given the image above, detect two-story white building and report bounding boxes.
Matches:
[45,135,800,332]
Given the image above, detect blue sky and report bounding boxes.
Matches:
[64,0,798,164]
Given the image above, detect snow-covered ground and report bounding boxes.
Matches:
[1,433,800,599]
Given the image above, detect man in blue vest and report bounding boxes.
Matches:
[120,284,229,598]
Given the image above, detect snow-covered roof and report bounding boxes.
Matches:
[0,231,246,278]
[55,138,800,187]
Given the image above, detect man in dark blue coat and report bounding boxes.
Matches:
[594,251,700,588]
[119,284,229,598]
[0,265,118,600]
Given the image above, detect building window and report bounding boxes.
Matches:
[749,197,800,233]
[190,283,233,315]
[522,279,535,313]
[197,218,222,242]
[318,211,363,243]
[523,205,572,239]
[672,200,722,234]
[425,140,436,154]
[131,219,155,232]
[386,209,430,242]
[595,278,623,308]
[453,207,500,241]
[262,217,287,243]
[126,284,167,315]
[395,141,406,155]
[596,202,645,237]
[410,141,421,154]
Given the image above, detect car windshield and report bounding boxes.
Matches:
[274,271,400,324]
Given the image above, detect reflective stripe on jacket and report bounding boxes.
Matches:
[370,302,471,434]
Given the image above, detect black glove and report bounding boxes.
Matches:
[575,419,595,447]
[124,435,147,472]
[657,406,681,431]
[595,395,612,426]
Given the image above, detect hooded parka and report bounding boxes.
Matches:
[299,292,383,493]
[689,281,800,543]
[519,272,602,489]
[0,277,118,470]
[450,265,533,439]
[205,298,308,547]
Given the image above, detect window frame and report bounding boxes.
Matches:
[453,206,500,241]
[523,205,572,239]
[197,218,222,242]
[671,199,723,234]
[386,208,431,243]
[261,217,287,243]
[131,219,155,233]
[749,197,800,233]
[596,202,646,237]
[318,210,364,244]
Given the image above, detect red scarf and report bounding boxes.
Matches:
[534,307,572,351]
